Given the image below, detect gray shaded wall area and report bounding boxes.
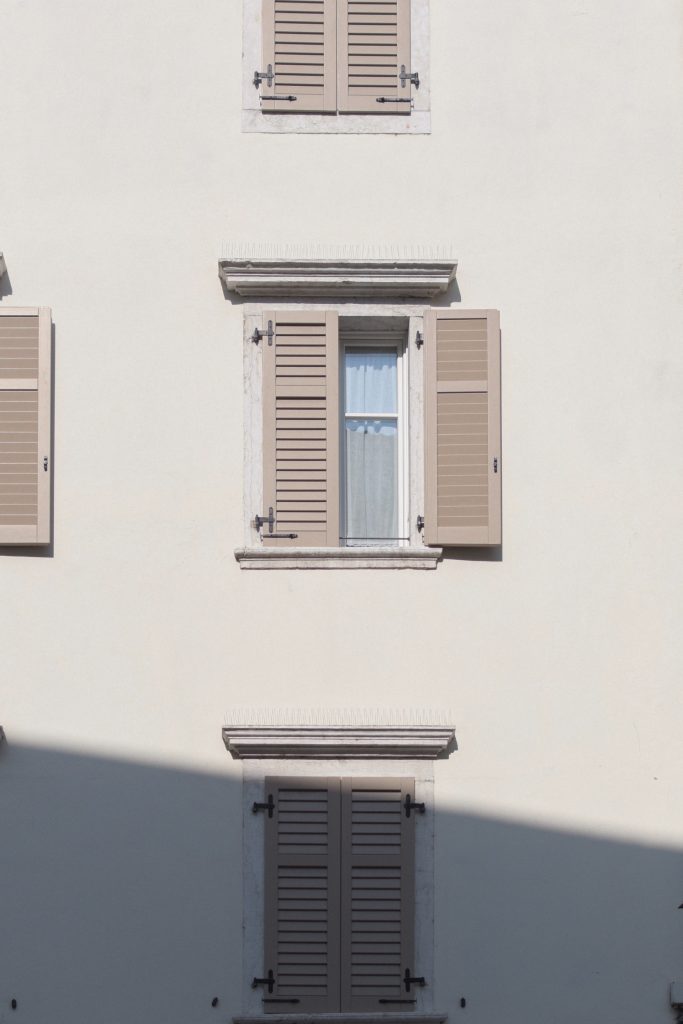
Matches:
[1,740,680,1024]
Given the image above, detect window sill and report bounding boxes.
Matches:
[234,546,442,570]
[234,1015,447,1024]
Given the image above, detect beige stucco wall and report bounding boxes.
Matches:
[1,1,683,1022]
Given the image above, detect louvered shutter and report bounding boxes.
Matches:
[262,310,340,547]
[340,778,416,1012]
[337,0,412,113]
[0,308,51,545]
[260,0,337,113]
[424,309,501,546]
[264,778,341,1013]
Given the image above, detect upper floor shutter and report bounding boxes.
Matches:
[260,0,337,113]
[340,777,416,1011]
[262,310,340,547]
[424,309,501,547]
[264,778,341,1013]
[0,307,51,545]
[337,0,411,113]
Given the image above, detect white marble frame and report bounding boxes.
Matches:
[242,0,431,134]
[241,758,437,1017]
[238,301,433,566]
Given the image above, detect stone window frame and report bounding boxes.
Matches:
[241,0,431,135]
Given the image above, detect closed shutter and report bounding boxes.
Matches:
[0,308,51,545]
[340,777,416,1012]
[262,310,340,547]
[264,778,341,1013]
[260,0,337,113]
[337,0,411,113]
[424,309,501,546]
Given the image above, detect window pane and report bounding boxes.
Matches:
[345,419,398,545]
[345,349,397,414]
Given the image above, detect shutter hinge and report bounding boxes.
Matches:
[252,794,275,818]
[254,506,298,540]
[252,970,275,994]
[416,515,425,533]
[376,97,412,104]
[251,320,274,345]
[493,457,498,473]
[253,64,274,88]
[404,794,425,818]
[261,95,297,102]
[404,969,426,992]
[415,330,424,349]
[399,65,420,88]
[43,456,48,472]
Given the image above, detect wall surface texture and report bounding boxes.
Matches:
[1,1,683,1023]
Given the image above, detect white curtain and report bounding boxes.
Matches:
[344,351,398,545]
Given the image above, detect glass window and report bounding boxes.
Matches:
[343,349,399,546]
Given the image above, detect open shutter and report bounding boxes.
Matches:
[424,309,501,546]
[337,0,412,113]
[260,0,337,113]
[264,778,341,1013]
[0,307,51,545]
[262,310,339,547]
[340,778,416,1012]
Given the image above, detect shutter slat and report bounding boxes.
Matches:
[340,778,415,1012]
[262,0,337,112]
[0,308,51,545]
[424,309,501,547]
[265,778,341,1013]
[263,311,339,547]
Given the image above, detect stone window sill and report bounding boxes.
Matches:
[234,547,442,570]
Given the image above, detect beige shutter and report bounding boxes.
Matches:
[260,0,337,113]
[424,309,501,547]
[262,310,340,547]
[337,0,411,113]
[340,778,416,1012]
[0,307,51,545]
[264,778,341,1013]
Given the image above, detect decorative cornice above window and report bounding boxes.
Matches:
[222,708,456,760]
[218,245,457,300]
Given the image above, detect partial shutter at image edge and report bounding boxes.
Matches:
[262,310,340,547]
[424,308,501,547]
[340,777,416,1012]
[263,777,341,1013]
[261,0,337,113]
[0,307,52,545]
[337,0,411,114]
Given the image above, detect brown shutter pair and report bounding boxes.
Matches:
[263,777,416,1013]
[259,309,501,548]
[259,0,413,113]
[0,308,52,545]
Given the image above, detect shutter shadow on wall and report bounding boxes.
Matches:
[262,310,340,547]
[261,0,337,112]
[424,308,501,547]
[0,307,51,545]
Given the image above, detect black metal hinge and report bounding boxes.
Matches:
[404,794,425,818]
[252,970,275,994]
[376,97,412,104]
[416,515,425,533]
[404,968,426,992]
[400,64,420,88]
[415,330,424,349]
[251,320,274,345]
[254,506,298,541]
[493,457,499,473]
[252,794,275,818]
[261,95,297,102]
[253,64,274,88]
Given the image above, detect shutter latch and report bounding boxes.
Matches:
[399,65,420,88]
[252,794,275,818]
[252,970,275,994]
[254,506,298,541]
[404,794,425,818]
[253,64,274,88]
[251,320,274,345]
[404,969,426,992]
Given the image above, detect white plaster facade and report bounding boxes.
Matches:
[1,2,683,1024]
